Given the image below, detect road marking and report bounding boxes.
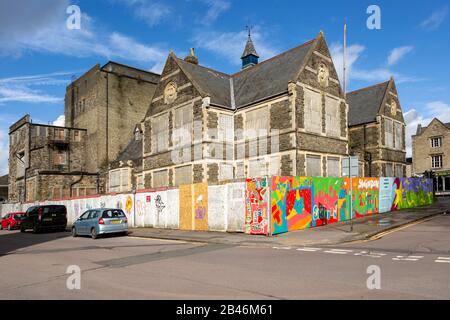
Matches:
[325,250,348,255]
[392,255,423,261]
[273,247,292,250]
[437,257,450,260]
[354,251,387,258]
[327,249,353,252]
[296,248,322,252]
[435,260,450,263]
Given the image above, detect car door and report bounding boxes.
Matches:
[86,210,99,234]
[76,211,91,235]
[1,214,10,228]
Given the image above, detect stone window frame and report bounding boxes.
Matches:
[151,112,170,154]
[394,122,403,150]
[395,164,404,178]
[218,113,234,143]
[174,165,193,186]
[385,163,394,177]
[303,88,323,135]
[173,104,193,148]
[430,137,442,148]
[327,156,341,178]
[325,96,341,138]
[431,155,443,169]
[384,118,394,149]
[109,168,131,192]
[152,169,169,188]
[219,163,234,181]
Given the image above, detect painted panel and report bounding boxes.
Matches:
[312,178,350,227]
[271,176,313,234]
[227,182,246,233]
[245,177,269,235]
[193,183,208,231]
[152,191,167,229]
[352,178,379,218]
[208,185,227,232]
[166,189,180,229]
[398,178,434,209]
[179,184,193,230]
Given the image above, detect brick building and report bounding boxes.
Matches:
[65,61,160,177]
[412,118,450,195]
[8,115,98,202]
[142,32,349,188]
[347,78,407,177]
[0,175,8,203]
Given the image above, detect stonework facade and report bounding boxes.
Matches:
[8,115,97,202]
[412,119,450,195]
[347,78,407,177]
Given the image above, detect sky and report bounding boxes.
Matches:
[0,0,449,175]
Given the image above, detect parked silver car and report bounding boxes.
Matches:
[72,209,128,239]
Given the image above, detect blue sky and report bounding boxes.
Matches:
[1,0,450,174]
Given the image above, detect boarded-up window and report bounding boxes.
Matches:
[151,113,169,153]
[304,89,322,134]
[173,106,193,147]
[53,150,67,165]
[248,158,267,178]
[109,168,130,192]
[325,96,340,137]
[54,128,66,140]
[52,187,62,200]
[219,163,234,181]
[153,170,168,188]
[327,157,340,177]
[385,119,394,148]
[218,114,234,142]
[136,174,144,190]
[175,165,192,186]
[245,107,269,137]
[306,155,322,177]
[73,130,81,142]
[385,163,394,177]
[269,156,280,176]
[394,122,403,150]
[236,162,245,179]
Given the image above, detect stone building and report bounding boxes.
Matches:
[0,175,8,203]
[412,118,450,195]
[65,61,160,176]
[142,32,349,188]
[8,115,98,202]
[347,78,407,177]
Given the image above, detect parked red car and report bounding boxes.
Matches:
[0,212,26,231]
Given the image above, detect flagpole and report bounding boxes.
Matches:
[343,21,347,99]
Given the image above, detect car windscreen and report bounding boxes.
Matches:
[42,206,67,215]
[14,214,25,220]
[102,210,126,219]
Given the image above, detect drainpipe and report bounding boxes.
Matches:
[105,73,109,166]
[70,170,84,198]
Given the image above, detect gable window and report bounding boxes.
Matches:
[173,106,193,147]
[431,137,442,148]
[304,89,322,134]
[151,113,169,153]
[306,155,322,177]
[394,122,403,150]
[325,96,340,137]
[385,119,394,148]
[432,155,443,169]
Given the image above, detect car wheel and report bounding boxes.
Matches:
[20,226,26,233]
[91,228,98,240]
[0,224,3,230]
[33,225,40,234]
[72,227,77,237]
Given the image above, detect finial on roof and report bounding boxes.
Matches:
[241,26,259,69]
[184,47,199,65]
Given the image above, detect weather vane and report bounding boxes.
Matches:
[245,25,253,37]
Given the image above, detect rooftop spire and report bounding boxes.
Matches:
[241,26,259,69]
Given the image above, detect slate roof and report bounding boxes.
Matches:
[174,38,316,109]
[347,81,390,126]
[112,137,143,167]
[0,175,8,186]
[416,121,450,135]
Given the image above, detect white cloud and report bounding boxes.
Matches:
[420,5,449,31]
[198,0,231,25]
[112,0,172,27]
[404,101,450,156]
[330,42,365,87]
[52,115,66,127]
[387,46,414,66]
[0,86,62,104]
[0,129,8,176]
[193,28,279,66]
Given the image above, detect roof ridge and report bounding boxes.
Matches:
[347,80,390,95]
[231,39,316,77]
[177,58,231,78]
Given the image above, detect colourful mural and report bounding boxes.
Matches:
[245,177,269,235]
[193,183,208,231]
[271,176,313,235]
[351,178,379,218]
[398,178,434,209]
[312,177,351,227]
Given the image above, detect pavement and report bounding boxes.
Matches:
[0,212,449,299]
[129,197,450,248]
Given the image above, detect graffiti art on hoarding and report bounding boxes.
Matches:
[271,176,313,235]
[136,199,145,217]
[352,178,379,218]
[312,178,350,227]
[155,195,165,215]
[245,177,269,235]
[195,195,206,220]
[398,177,433,209]
[125,196,133,215]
